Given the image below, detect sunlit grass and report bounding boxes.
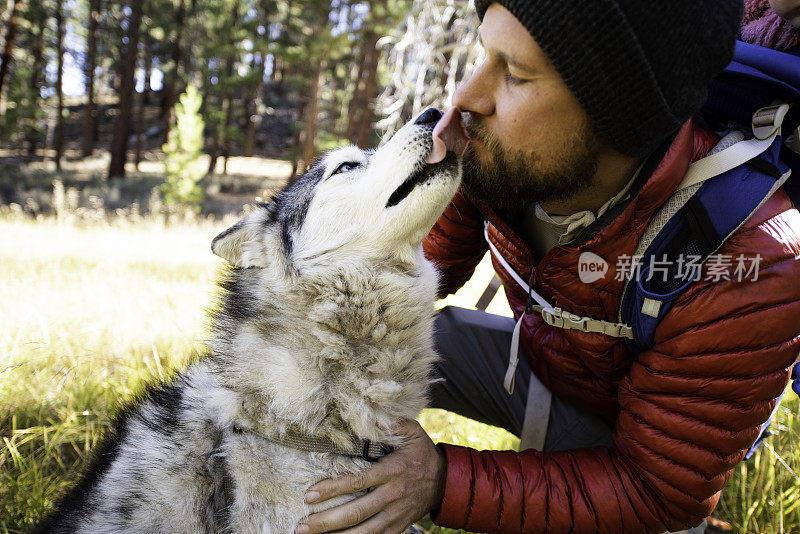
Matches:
[0,217,224,530]
[1,216,798,533]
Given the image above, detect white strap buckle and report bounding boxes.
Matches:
[787,125,800,155]
[541,307,581,330]
[539,306,634,339]
[752,103,792,140]
[601,322,634,339]
[677,104,792,194]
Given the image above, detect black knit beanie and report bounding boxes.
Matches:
[473,0,744,158]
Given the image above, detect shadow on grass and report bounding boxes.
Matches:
[0,159,292,220]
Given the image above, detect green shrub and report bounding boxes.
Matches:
[160,86,206,211]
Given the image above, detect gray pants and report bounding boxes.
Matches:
[429,306,705,534]
[430,305,614,451]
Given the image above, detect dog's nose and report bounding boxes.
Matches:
[415,108,443,125]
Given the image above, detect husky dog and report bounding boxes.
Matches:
[36,107,469,533]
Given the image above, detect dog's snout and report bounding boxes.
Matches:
[414,108,442,126]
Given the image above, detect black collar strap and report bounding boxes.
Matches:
[232,424,394,463]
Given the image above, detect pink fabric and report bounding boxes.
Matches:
[742,0,800,51]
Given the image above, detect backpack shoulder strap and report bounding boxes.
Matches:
[678,105,791,191]
[619,105,793,355]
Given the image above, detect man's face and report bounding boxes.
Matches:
[453,3,601,212]
[769,0,800,27]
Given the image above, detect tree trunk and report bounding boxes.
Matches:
[300,58,325,171]
[327,62,345,138]
[344,42,367,143]
[244,52,266,157]
[289,84,308,181]
[207,136,219,174]
[142,29,152,104]
[26,5,45,155]
[108,0,143,178]
[273,0,291,87]
[218,64,235,175]
[94,5,112,144]
[0,0,25,115]
[53,0,65,170]
[134,85,145,169]
[217,0,241,175]
[245,0,274,148]
[81,0,100,157]
[217,80,233,174]
[204,79,218,174]
[270,56,278,82]
[220,90,233,175]
[161,0,186,144]
[134,54,147,169]
[134,21,151,168]
[355,31,380,149]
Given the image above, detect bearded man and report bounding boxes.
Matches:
[298,1,800,532]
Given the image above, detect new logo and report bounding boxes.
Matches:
[578,251,609,284]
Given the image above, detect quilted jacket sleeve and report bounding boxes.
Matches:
[423,191,488,298]
[431,195,800,533]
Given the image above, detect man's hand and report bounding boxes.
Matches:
[296,419,446,534]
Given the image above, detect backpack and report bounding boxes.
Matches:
[481,41,800,458]
[618,41,800,458]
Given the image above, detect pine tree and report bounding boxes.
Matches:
[161,0,187,144]
[161,85,205,209]
[108,0,144,178]
[0,0,26,114]
[81,0,101,157]
[53,0,65,170]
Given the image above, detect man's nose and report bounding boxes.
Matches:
[453,65,494,117]
[415,108,443,125]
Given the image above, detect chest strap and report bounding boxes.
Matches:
[483,222,633,395]
[232,424,394,463]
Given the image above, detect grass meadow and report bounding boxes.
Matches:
[1,213,798,533]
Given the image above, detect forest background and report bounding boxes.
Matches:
[1,0,798,532]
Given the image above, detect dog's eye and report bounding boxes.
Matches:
[331,162,358,176]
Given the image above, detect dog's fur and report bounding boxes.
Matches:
[37,115,461,533]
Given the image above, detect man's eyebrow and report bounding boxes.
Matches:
[477,33,538,73]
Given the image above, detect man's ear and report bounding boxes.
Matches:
[211,206,273,267]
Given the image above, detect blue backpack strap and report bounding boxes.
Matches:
[619,131,791,354]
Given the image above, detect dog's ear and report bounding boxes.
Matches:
[211,204,275,267]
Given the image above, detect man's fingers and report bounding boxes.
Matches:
[306,467,384,504]
[393,418,423,436]
[328,510,397,534]
[300,485,396,534]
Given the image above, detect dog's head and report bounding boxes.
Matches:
[211,108,469,270]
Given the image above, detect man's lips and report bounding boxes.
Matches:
[425,107,471,164]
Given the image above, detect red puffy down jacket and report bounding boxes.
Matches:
[422,119,800,533]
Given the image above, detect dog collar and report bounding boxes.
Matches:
[231,424,394,463]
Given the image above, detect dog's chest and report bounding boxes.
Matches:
[221,428,371,531]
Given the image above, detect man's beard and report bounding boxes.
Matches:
[460,114,601,212]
